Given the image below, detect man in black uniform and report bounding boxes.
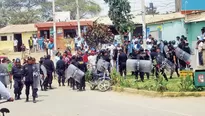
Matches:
[11,58,24,100]
[56,56,66,86]
[39,57,46,91]
[23,57,38,103]
[118,49,127,77]
[70,55,77,89]
[155,48,168,81]
[76,56,87,91]
[168,42,180,79]
[43,55,55,90]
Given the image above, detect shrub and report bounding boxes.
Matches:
[155,74,168,93]
[85,71,92,82]
[178,75,195,92]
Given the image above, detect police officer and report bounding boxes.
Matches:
[70,55,78,90]
[76,56,87,91]
[56,56,66,86]
[23,57,38,103]
[118,49,127,77]
[11,58,24,100]
[39,57,46,91]
[44,55,55,90]
[155,48,168,81]
[168,44,180,79]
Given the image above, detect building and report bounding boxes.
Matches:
[0,24,37,51]
[146,12,186,42]
[35,20,93,50]
[185,12,205,47]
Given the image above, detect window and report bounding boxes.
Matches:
[1,36,7,41]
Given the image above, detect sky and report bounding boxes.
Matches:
[93,0,175,16]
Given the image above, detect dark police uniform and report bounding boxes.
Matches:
[43,56,55,89]
[23,63,38,102]
[11,64,24,100]
[168,45,180,79]
[76,59,87,91]
[56,59,66,86]
[118,51,127,77]
[155,52,168,81]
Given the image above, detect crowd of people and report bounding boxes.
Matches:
[0,32,194,103]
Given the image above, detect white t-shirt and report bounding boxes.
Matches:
[198,42,203,52]
[33,38,37,45]
[14,40,18,46]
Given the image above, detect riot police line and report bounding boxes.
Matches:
[110,39,192,82]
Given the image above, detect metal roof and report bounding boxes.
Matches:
[0,24,37,34]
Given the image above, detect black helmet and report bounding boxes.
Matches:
[168,41,172,45]
[172,40,176,45]
[140,48,144,52]
[163,40,168,45]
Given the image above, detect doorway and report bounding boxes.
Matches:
[64,29,76,38]
[40,30,50,39]
[14,34,22,52]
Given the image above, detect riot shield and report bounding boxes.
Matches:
[139,60,152,73]
[162,58,175,71]
[175,47,191,64]
[65,64,85,83]
[126,59,152,73]
[0,64,9,86]
[97,59,110,72]
[40,65,47,84]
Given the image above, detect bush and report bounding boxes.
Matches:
[178,75,195,92]
[155,75,168,93]
[85,71,92,82]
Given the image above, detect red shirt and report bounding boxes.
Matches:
[83,54,88,63]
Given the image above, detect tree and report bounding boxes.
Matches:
[55,0,101,20]
[104,0,135,36]
[84,22,114,48]
[1,0,46,24]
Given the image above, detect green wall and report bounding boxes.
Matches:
[186,21,205,47]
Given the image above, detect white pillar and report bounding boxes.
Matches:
[52,0,57,50]
[141,0,146,48]
[76,0,81,37]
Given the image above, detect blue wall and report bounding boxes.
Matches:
[147,19,186,42]
[181,0,205,11]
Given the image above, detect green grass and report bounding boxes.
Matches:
[118,75,203,92]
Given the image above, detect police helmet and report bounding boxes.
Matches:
[16,58,21,63]
[163,40,168,45]
[172,40,176,45]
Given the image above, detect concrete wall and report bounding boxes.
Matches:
[147,19,186,42]
[0,34,14,51]
[22,31,37,48]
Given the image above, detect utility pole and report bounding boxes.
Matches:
[141,0,146,48]
[76,0,81,37]
[52,0,57,50]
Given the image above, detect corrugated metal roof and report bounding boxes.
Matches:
[0,24,37,34]
[90,12,185,25]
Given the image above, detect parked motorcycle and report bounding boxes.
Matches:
[88,64,111,92]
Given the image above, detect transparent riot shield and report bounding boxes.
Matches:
[126,59,152,73]
[97,59,109,72]
[175,47,191,64]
